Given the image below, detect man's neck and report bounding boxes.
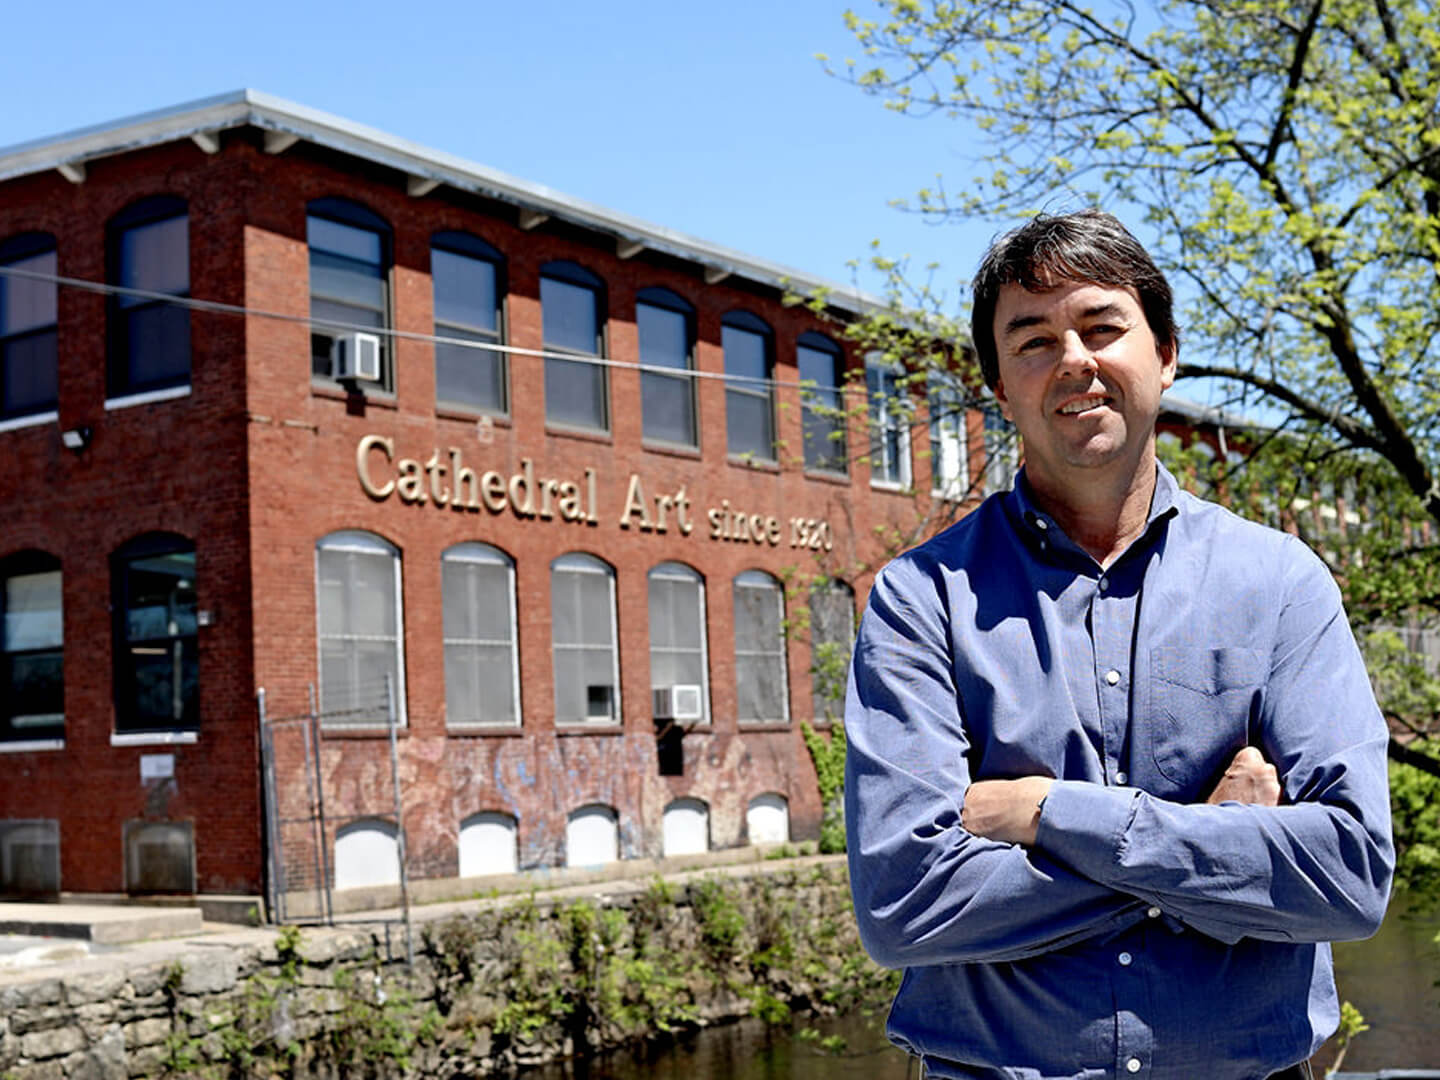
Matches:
[1024,452,1158,568]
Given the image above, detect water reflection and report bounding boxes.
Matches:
[522,1012,914,1080]
[1330,893,1440,1070]
[520,896,1439,1078]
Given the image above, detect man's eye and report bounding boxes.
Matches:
[1018,336,1050,352]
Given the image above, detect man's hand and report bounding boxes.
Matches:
[962,776,1054,846]
[1206,746,1281,806]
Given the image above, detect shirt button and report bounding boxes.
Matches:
[1114,771,1128,785]
[1098,575,1109,592]
[1147,906,1161,919]
[1118,951,1133,966]
[1126,1058,1142,1073]
[1105,669,1121,685]
[1035,518,1048,531]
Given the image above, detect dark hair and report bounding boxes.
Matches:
[969,210,1177,389]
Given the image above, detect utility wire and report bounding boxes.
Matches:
[0,263,970,398]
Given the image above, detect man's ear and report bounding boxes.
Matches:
[993,379,1014,421]
[1159,340,1179,389]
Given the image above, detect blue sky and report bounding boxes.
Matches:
[0,0,999,305]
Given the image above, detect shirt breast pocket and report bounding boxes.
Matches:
[1147,646,1265,795]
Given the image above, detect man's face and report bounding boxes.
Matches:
[991,279,1176,495]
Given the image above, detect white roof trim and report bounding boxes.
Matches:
[0,89,882,315]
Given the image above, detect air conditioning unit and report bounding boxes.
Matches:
[332,332,382,381]
[653,684,703,721]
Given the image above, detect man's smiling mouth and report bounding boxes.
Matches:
[1056,395,1111,416]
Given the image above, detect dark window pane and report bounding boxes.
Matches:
[436,335,505,412]
[8,651,63,724]
[433,249,497,331]
[310,253,387,310]
[3,330,58,416]
[124,304,190,389]
[799,344,846,473]
[541,276,598,354]
[308,217,381,264]
[116,546,197,733]
[726,388,773,459]
[722,324,768,382]
[545,354,606,430]
[642,372,696,446]
[118,216,188,298]
[1,252,57,334]
[639,303,695,446]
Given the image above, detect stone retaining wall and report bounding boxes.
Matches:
[0,855,893,1079]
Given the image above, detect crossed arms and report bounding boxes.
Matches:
[844,550,1394,970]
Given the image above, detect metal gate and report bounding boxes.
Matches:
[257,678,413,962]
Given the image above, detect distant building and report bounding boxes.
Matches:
[0,92,1002,912]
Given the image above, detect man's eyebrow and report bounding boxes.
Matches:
[1082,302,1129,321]
[1002,313,1046,338]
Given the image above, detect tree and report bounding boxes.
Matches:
[829,1,1440,710]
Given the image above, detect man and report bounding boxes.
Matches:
[844,210,1393,1079]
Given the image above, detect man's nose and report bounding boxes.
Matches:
[1057,331,1098,376]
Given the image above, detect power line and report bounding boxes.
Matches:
[0,263,966,398]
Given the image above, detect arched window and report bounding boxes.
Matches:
[798,331,846,474]
[111,533,196,735]
[124,820,195,894]
[648,562,709,726]
[928,370,970,499]
[662,798,709,857]
[747,793,790,846]
[637,287,697,448]
[0,819,60,895]
[308,198,392,390]
[432,231,506,414]
[808,579,854,724]
[551,553,619,724]
[333,819,400,891]
[722,311,774,461]
[316,531,405,728]
[2,550,63,743]
[107,197,189,402]
[867,355,911,488]
[733,570,788,724]
[0,232,58,425]
[442,542,519,728]
[566,804,618,868]
[458,811,518,877]
[982,405,1018,493]
[541,261,607,432]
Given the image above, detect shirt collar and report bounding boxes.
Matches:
[1006,459,1183,560]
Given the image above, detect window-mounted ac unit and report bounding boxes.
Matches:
[653,684,703,721]
[332,332,382,382]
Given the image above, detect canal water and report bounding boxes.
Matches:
[524,895,1439,1078]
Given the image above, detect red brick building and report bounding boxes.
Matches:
[0,92,987,910]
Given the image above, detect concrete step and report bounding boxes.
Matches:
[0,902,204,944]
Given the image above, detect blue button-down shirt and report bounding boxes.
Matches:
[845,464,1393,1080]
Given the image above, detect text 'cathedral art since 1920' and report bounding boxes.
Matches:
[355,434,834,551]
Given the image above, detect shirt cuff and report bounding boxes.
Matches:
[1034,779,1143,884]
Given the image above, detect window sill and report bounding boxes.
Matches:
[447,724,525,737]
[437,404,511,426]
[546,424,613,445]
[870,480,914,495]
[804,468,851,486]
[105,385,191,411]
[111,730,198,747]
[0,738,65,753]
[556,722,624,735]
[737,721,793,733]
[311,381,399,409]
[727,455,780,473]
[641,439,702,460]
[0,410,59,434]
[317,724,408,738]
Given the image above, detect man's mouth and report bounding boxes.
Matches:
[1056,395,1111,416]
